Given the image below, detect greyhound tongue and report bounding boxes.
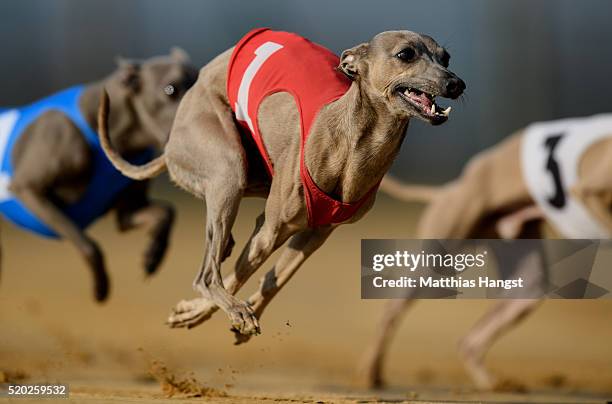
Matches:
[408,92,432,110]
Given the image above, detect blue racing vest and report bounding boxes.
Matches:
[0,86,152,238]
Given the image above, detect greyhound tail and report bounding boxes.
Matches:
[97,89,167,180]
[379,174,439,203]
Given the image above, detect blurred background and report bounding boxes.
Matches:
[1,1,611,402]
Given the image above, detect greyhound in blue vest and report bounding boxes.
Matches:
[0,49,197,302]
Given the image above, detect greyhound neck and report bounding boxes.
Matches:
[305,82,409,202]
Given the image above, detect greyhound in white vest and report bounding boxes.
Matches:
[364,113,612,389]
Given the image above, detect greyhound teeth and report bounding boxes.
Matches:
[442,106,452,116]
[430,104,436,114]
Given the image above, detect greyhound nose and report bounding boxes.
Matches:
[445,77,466,99]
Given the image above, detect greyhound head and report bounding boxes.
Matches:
[339,31,465,125]
[109,48,199,144]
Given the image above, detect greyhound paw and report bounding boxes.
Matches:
[228,302,260,336]
[355,351,385,389]
[87,243,109,303]
[493,378,528,393]
[458,341,496,390]
[231,326,259,345]
[94,272,110,303]
[166,298,217,329]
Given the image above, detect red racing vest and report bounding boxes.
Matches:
[227,28,378,227]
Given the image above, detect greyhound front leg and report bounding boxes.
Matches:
[167,214,265,329]
[14,186,108,301]
[167,213,293,331]
[189,178,266,335]
[232,227,333,345]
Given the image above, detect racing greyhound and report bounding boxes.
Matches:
[363,114,612,389]
[98,28,465,340]
[0,49,197,301]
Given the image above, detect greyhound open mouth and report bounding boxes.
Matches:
[396,87,451,125]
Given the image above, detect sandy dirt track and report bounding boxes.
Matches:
[1,185,611,403]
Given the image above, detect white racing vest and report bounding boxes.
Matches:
[521,114,612,238]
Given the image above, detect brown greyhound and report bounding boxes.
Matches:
[98,29,465,342]
[364,114,612,389]
[0,49,197,302]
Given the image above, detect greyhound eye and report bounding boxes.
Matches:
[164,84,176,97]
[396,48,417,62]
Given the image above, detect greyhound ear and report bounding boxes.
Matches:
[170,47,190,63]
[115,57,141,92]
[339,42,368,80]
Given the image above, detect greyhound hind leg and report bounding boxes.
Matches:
[12,187,109,301]
[115,182,175,276]
[192,178,262,335]
[458,243,545,390]
[458,299,541,390]
[496,205,543,240]
[357,299,415,388]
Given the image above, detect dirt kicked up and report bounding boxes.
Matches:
[1,191,611,403]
